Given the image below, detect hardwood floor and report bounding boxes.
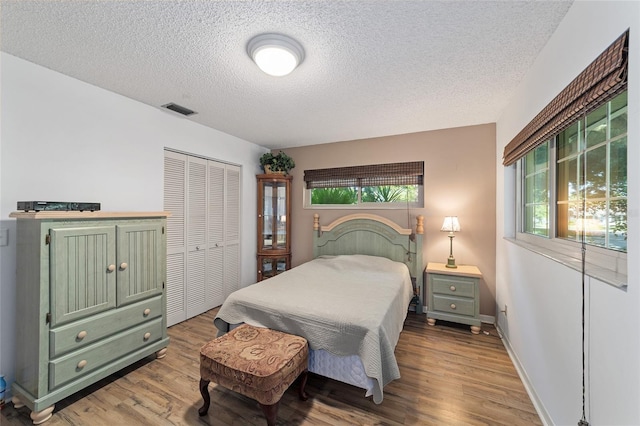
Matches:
[1,309,540,425]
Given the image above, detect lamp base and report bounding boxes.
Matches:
[446,256,457,268]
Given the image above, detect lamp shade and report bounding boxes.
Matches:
[440,216,461,233]
[247,33,305,77]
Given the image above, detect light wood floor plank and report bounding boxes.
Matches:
[1,309,540,425]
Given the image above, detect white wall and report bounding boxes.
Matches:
[496,2,640,425]
[0,53,268,397]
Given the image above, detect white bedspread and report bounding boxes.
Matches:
[213,254,413,404]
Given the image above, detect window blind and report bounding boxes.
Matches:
[304,161,424,189]
[502,30,628,166]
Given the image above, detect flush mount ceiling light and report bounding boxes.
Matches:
[247,33,304,77]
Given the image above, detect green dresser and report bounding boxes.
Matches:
[426,262,482,334]
[9,211,170,424]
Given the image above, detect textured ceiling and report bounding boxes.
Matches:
[1,1,573,149]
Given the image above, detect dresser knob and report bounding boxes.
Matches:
[143,308,151,316]
[120,262,128,270]
[107,264,116,272]
[450,285,456,291]
[144,332,151,341]
[450,303,457,310]
[77,360,87,370]
[76,330,87,340]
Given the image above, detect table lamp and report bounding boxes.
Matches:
[441,216,460,268]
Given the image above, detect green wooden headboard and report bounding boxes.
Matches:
[312,213,424,294]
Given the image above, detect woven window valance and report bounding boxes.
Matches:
[304,161,424,189]
[502,30,629,166]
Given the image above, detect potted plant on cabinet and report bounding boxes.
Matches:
[260,151,295,175]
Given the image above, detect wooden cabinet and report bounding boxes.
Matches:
[9,211,170,423]
[257,174,291,281]
[426,262,482,334]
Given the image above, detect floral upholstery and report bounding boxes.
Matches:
[200,324,308,405]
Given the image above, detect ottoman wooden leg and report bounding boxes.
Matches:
[298,369,309,401]
[198,378,211,416]
[259,401,279,426]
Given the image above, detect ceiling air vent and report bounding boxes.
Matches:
[161,102,197,116]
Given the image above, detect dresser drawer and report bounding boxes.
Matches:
[49,317,163,390]
[50,296,162,358]
[431,275,476,297]
[432,294,475,317]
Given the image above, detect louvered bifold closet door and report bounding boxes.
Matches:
[164,150,242,325]
[186,156,208,318]
[224,165,241,298]
[164,151,187,326]
[207,160,225,309]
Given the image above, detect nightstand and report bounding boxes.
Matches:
[426,262,482,334]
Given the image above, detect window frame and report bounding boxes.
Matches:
[303,184,424,209]
[521,140,551,237]
[513,97,628,289]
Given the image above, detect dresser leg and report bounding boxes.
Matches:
[470,325,481,335]
[30,405,54,424]
[427,318,436,326]
[12,395,25,409]
[156,347,168,359]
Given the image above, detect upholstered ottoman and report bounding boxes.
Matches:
[199,324,309,425]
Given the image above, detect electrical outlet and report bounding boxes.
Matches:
[501,304,508,316]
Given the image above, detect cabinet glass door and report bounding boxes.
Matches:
[258,256,290,281]
[261,180,288,251]
[257,174,291,281]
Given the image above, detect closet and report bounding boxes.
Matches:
[164,150,240,326]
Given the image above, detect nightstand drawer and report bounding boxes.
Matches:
[431,275,475,297]
[432,295,475,317]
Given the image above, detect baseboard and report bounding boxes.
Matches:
[480,314,495,324]
[496,324,552,426]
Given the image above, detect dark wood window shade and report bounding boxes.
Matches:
[304,161,424,189]
[502,30,628,166]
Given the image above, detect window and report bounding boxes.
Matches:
[504,30,628,287]
[514,91,628,286]
[304,161,423,208]
[309,185,419,206]
[556,92,627,251]
[521,92,628,251]
[522,141,550,237]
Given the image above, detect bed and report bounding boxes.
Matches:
[214,213,424,403]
